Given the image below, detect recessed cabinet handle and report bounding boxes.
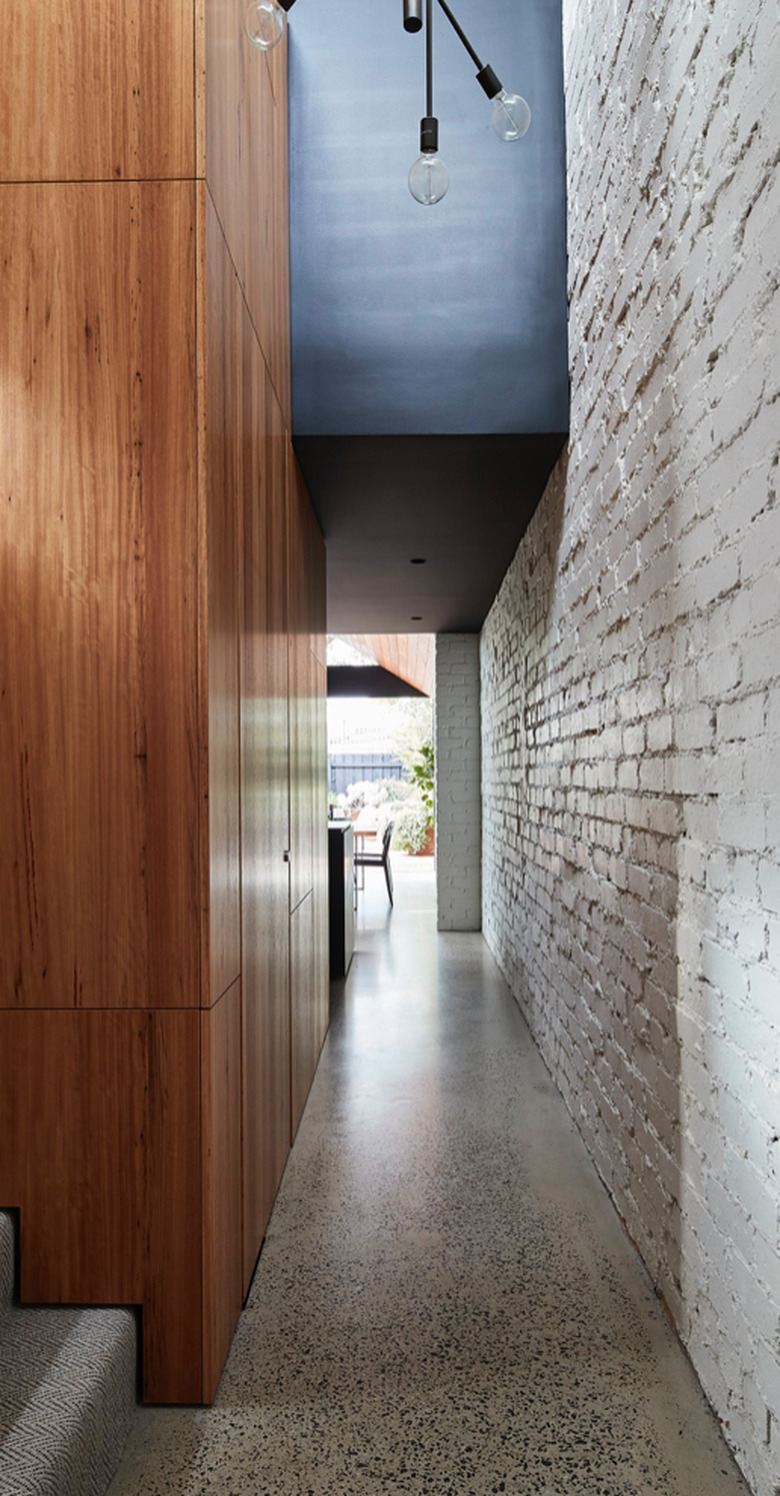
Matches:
[283,849,291,863]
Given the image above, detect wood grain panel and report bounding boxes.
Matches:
[201,980,243,1401]
[144,1008,204,1404]
[143,186,202,1014]
[205,0,291,425]
[240,322,291,1291]
[0,1008,204,1404]
[254,33,292,427]
[288,448,327,915]
[313,655,330,1023]
[0,182,199,1011]
[205,191,242,1005]
[288,453,328,1141]
[204,0,242,237]
[287,450,315,914]
[0,0,195,182]
[310,534,329,1033]
[289,890,314,1140]
[312,656,330,1038]
[0,1012,146,1304]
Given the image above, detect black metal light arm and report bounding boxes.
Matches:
[433,0,504,99]
[420,0,438,153]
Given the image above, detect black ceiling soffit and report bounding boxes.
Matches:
[295,432,567,635]
[327,664,428,699]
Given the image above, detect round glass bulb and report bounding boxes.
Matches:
[408,152,449,206]
[491,89,531,141]
[244,0,284,50]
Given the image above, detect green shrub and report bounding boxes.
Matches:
[407,743,434,818]
[392,799,432,854]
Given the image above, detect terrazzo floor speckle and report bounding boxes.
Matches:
[108,858,748,1496]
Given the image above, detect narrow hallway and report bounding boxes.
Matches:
[109,859,747,1496]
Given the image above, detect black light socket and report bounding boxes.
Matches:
[476,63,502,98]
[403,0,424,31]
[420,116,439,153]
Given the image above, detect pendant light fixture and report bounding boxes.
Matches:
[408,0,449,206]
[430,0,531,144]
[244,0,296,52]
[244,0,531,201]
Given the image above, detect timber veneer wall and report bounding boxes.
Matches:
[0,1,328,1403]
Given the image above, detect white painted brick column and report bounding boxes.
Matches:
[435,634,481,931]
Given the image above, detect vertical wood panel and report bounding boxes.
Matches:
[205,0,291,424]
[289,890,314,1139]
[253,34,292,428]
[0,1009,204,1405]
[201,980,243,1401]
[205,191,242,1005]
[310,527,329,1043]
[0,0,195,182]
[287,450,315,914]
[204,0,241,239]
[240,322,291,1291]
[0,182,199,1011]
[313,656,330,1034]
[0,1013,146,1304]
[144,185,202,1013]
[143,1008,203,1404]
[288,453,329,1142]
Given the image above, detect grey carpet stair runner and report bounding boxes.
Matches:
[0,1210,137,1496]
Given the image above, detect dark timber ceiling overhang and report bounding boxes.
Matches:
[288,0,569,635]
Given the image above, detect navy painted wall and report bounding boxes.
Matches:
[289,0,569,438]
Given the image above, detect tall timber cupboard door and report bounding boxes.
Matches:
[0,0,329,1402]
[0,0,206,1404]
[240,319,292,1294]
[288,453,329,1138]
[201,186,245,1400]
[205,0,307,1293]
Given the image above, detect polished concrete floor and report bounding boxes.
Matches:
[108,857,747,1496]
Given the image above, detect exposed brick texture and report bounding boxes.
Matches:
[435,635,481,931]
[480,2,780,1492]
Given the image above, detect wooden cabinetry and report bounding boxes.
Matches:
[0,0,196,183]
[239,285,293,1296]
[0,0,328,1403]
[0,180,200,1013]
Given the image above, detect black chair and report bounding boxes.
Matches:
[354,820,395,905]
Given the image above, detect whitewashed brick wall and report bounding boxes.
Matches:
[481,2,780,1492]
[435,635,481,931]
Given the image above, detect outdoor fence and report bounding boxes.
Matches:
[328,754,405,797]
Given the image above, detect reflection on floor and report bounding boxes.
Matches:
[108,855,748,1496]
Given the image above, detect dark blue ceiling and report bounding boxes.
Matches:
[287,0,568,631]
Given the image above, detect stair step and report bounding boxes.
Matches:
[0,1211,137,1496]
